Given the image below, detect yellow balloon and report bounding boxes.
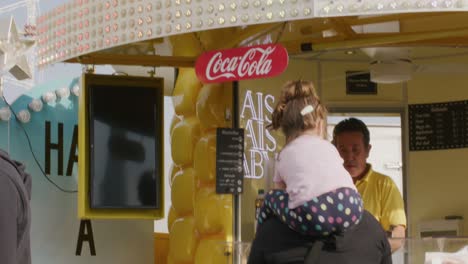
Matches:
[167,254,174,264]
[170,35,203,57]
[169,217,199,263]
[194,187,233,235]
[170,114,183,136]
[196,83,226,130]
[193,132,216,184]
[169,164,181,187]
[171,116,201,166]
[173,68,202,116]
[170,29,237,56]
[171,167,196,216]
[195,239,231,264]
[168,206,178,232]
[197,28,238,51]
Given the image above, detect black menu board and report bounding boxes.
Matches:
[346,71,377,95]
[216,128,244,194]
[409,100,468,151]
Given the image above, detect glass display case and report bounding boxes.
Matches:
[395,237,468,264]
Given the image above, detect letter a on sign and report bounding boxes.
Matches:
[76,220,96,256]
[195,44,288,83]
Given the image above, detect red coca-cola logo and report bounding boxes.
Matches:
[195,44,289,83]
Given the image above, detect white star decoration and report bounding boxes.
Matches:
[0,17,34,81]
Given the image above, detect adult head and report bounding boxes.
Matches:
[268,80,328,142]
[333,118,407,252]
[332,118,371,179]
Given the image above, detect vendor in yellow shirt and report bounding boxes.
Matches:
[332,117,407,253]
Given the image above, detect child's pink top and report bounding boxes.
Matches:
[273,134,356,209]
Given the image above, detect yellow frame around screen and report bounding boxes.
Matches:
[78,73,165,219]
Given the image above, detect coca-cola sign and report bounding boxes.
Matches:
[195,44,289,83]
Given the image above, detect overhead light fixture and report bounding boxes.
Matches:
[369,59,413,84]
[345,50,356,55]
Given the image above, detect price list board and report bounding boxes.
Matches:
[409,100,468,151]
[216,128,245,194]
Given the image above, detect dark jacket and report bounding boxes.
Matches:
[248,210,392,264]
[0,150,32,264]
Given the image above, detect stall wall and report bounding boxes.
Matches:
[320,62,404,103]
[407,74,468,237]
[0,78,154,264]
[238,59,405,241]
[240,57,468,242]
[318,59,468,238]
[313,59,468,237]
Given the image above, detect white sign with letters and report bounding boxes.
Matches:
[240,90,277,179]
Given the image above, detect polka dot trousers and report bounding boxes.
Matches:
[257,187,363,237]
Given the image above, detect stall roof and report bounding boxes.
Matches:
[36,0,468,68]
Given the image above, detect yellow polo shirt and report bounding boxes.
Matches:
[355,165,407,232]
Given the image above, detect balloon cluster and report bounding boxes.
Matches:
[168,68,234,264]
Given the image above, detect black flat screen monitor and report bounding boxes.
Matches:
[86,74,163,209]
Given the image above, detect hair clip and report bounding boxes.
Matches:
[301,105,314,116]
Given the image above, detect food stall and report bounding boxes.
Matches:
[33,0,468,263]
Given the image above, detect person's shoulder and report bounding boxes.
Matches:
[0,148,9,157]
[0,155,17,178]
[257,217,313,245]
[368,169,396,185]
[0,166,19,199]
[250,218,315,264]
[349,210,388,245]
[368,169,388,178]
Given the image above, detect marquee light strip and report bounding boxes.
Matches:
[316,0,465,16]
[36,0,468,68]
[0,84,80,122]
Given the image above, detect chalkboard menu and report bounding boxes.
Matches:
[409,100,468,151]
[216,128,245,194]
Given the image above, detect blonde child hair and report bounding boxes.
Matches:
[268,80,328,142]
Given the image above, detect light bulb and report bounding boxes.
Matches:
[17,110,31,123]
[42,91,57,103]
[56,87,70,99]
[0,107,12,121]
[28,99,44,112]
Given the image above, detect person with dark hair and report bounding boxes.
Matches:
[332,117,406,252]
[0,149,32,264]
[248,210,392,264]
[257,80,363,238]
